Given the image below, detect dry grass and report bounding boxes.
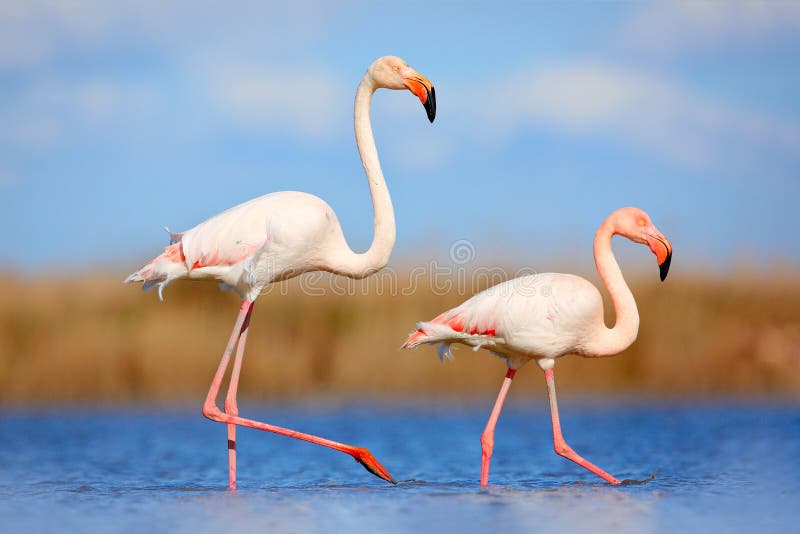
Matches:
[1,269,798,404]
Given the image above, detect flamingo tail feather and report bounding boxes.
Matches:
[124,242,188,301]
[402,312,503,360]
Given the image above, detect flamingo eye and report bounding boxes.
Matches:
[638,219,646,226]
[392,65,400,72]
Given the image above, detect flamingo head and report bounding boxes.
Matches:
[368,55,436,122]
[614,207,673,281]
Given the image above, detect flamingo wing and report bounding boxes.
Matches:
[180,206,266,272]
[402,279,510,358]
[402,274,600,362]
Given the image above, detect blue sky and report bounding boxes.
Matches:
[1,1,798,274]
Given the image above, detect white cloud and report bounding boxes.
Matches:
[197,63,348,140]
[387,130,452,173]
[0,166,19,188]
[0,1,351,147]
[619,1,800,55]
[0,77,160,150]
[470,61,800,169]
[0,1,342,70]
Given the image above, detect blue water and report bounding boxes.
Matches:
[1,400,798,533]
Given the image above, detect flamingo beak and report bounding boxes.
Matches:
[402,73,436,123]
[659,250,672,282]
[646,227,672,282]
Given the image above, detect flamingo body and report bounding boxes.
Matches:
[403,207,673,486]
[125,55,437,488]
[127,191,347,301]
[406,273,608,369]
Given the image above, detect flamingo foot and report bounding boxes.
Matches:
[204,404,397,484]
[204,300,397,486]
[620,470,658,486]
[350,447,396,484]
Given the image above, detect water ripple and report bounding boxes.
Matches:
[1,402,798,532]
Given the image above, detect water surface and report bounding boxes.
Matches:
[1,400,798,532]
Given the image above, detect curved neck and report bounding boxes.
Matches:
[585,218,640,356]
[328,76,396,278]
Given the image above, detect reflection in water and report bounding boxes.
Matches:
[0,402,798,532]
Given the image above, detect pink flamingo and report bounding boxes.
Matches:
[125,56,435,488]
[403,207,672,486]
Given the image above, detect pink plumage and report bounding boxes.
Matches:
[125,191,347,301]
[403,207,673,486]
[125,56,436,489]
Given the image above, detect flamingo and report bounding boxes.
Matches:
[403,207,672,486]
[125,55,436,488]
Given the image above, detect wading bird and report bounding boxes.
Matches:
[403,207,672,485]
[126,56,436,488]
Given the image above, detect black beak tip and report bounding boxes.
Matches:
[424,86,436,123]
[659,252,672,282]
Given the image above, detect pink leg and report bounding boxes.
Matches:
[202,299,396,485]
[544,368,620,485]
[223,301,253,489]
[480,368,516,486]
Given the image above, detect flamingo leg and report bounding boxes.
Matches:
[544,368,621,485]
[223,301,253,489]
[202,299,395,485]
[480,368,517,486]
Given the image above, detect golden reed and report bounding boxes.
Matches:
[0,269,798,403]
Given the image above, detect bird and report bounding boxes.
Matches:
[403,207,672,486]
[125,55,436,489]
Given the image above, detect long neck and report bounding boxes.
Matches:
[585,218,640,357]
[327,76,396,279]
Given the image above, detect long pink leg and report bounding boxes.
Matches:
[202,299,396,485]
[223,301,253,489]
[544,368,621,485]
[480,368,516,486]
